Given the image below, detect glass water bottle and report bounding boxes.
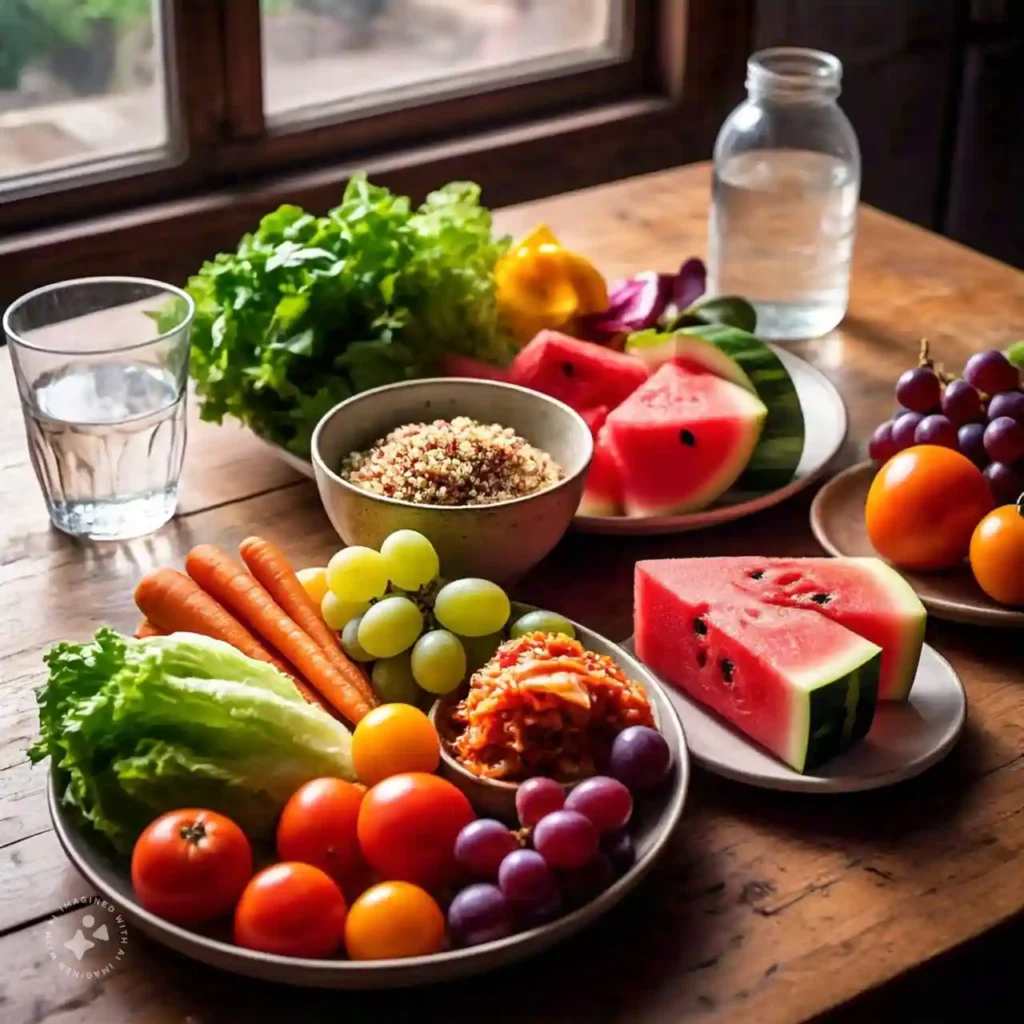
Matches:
[709,48,861,340]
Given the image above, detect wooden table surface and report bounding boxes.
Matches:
[2,163,1024,1024]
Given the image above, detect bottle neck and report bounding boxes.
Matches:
[746,47,843,105]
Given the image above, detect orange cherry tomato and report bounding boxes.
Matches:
[234,862,347,958]
[865,446,994,569]
[970,497,1024,606]
[344,881,446,961]
[276,778,366,887]
[131,809,252,926]
[358,772,474,890]
[351,704,440,787]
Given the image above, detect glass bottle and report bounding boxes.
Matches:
[708,48,861,340]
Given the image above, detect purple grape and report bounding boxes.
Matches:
[914,414,958,450]
[601,830,636,876]
[984,462,1024,505]
[868,421,898,464]
[498,849,557,908]
[564,777,633,834]
[608,726,672,792]
[533,810,599,869]
[516,891,564,929]
[941,379,984,425]
[558,852,613,907]
[515,777,565,828]
[454,819,519,879]
[447,884,513,946]
[984,417,1024,465]
[893,406,917,421]
[987,391,1024,425]
[957,423,988,468]
[964,350,1020,395]
[895,366,941,413]
[891,412,923,451]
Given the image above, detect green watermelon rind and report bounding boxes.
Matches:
[627,325,805,492]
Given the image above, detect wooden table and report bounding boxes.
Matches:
[2,163,1023,1023]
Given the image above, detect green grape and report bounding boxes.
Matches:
[357,596,424,659]
[461,632,504,673]
[371,653,423,705]
[321,592,369,632]
[433,578,510,637]
[341,616,374,663]
[510,609,576,640]
[411,630,467,695]
[380,530,440,591]
[327,547,389,603]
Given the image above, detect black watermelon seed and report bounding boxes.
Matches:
[561,362,575,376]
[679,429,696,447]
[697,650,708,668]
[720,659,735,684]
[693,617,708,636]
[749,570,764,580]
[811,593,833,605]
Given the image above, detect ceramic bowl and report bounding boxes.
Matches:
[310,379,593,581]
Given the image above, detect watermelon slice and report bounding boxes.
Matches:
[577,407,622,516]
[437,352,511,382]
[626,325,805,492]
[509,331,648,414]
[604,363,767,516]
[636,560,882,771]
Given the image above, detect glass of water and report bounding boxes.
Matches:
[4,278,194,541]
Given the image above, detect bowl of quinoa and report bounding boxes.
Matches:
[311,378,593,581]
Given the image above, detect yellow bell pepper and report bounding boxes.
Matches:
[496,224,609,344]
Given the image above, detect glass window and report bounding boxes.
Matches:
[0,1,169,186]
[261,0,624,125]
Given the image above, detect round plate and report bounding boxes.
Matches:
[573,346,847,535]
[625,639,965,793]
[48,623,689,990]
[811,461,1024,628]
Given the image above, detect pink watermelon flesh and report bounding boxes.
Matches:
[577,407,623,516]
[437,352,511,382]
[604,363,766,516]
[635,560,882,772]
[509,330,648,414]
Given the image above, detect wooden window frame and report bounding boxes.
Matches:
[0,0,753,306]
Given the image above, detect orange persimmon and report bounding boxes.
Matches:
[970,495,1024,606]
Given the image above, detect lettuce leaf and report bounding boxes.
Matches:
[30,629,354,853]
[185,175,516,457]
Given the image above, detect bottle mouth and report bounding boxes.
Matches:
[747,47,842,102]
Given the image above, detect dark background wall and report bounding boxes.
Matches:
[753,0,1024,268]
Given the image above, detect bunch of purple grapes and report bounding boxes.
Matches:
[870,350,1024,504]
[446,726,672,948]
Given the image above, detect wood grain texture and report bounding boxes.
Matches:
[2,163,1024,1023]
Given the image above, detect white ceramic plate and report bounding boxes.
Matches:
[625,639,965,793]
[48,622,689,990]
[574,345,848,535]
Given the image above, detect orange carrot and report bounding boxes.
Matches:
[239,536,377,709]
[184,545,375,724]
[133,568,333,714]
[135,619,166,639]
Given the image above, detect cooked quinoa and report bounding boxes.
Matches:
[340,416,564,505]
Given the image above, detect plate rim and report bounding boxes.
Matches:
[624,638,966,794]
[46,623,690,988]
[810,461,1024,628]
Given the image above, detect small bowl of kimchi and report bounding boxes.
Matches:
[428,616,665,824]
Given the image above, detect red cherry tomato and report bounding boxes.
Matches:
[276,778,366,887]
[234,862,347,958]
[357,772,475,890]
[131,809,252,926]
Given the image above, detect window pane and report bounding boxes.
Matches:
[0,1,169,185]
[262,0,624,124]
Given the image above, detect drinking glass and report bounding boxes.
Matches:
[4,277,194,541]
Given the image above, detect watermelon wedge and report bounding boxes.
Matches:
[437,352,512,382]
[604,363,767,516]
[636,560,882,771]
[509,331,648,414]
[577,407,622,516]
[626,325,805,491]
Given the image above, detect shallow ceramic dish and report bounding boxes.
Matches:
[626,638,965,793]
[49,620,689,990]
[573,345,847,535]
[811,461,1024,628]
[310,379,592,582]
